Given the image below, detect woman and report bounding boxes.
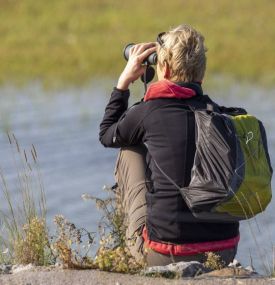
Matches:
[99,24,239,266]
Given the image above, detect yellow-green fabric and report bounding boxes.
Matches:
[216,115,272,218]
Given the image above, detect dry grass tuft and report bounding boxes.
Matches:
[203,252,225,271]
[13,217,52,265]
[0,133,53,266]
[84,187,145,273]
[51,215,95,269]
[51,189,144,273]
[94,235,143,273]
[0,134,144,272]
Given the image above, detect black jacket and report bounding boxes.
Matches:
[99,84,239,244]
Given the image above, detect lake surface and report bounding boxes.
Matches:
[0,79,274,274]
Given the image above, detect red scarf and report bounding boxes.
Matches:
[144,80,197,102]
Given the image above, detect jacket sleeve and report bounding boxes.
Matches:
[99,88,145,148]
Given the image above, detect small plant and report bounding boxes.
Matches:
[0,133,53,265]
[94,234,143,273]
[51,189,145,273]
[13,217,52,265]
[0,134,143,272]
[203,252,225,271]
[51,187,145,273]
[85,187,145,273]
[52,215,95,269]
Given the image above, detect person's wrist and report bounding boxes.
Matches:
[114,87,129,93]
[116,82,129,91]
[116,74,132,91]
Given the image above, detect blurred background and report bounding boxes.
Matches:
[0,0,274,274]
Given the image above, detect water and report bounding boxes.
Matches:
[0,80,274,274]
[0,82,119,231]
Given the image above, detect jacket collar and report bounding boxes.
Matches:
[144,80,203,102]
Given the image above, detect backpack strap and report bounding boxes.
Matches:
[178,94,221,113]
[183,97,247,116]
[207,103,214,112]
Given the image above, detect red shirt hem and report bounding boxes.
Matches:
[142,227,240,256]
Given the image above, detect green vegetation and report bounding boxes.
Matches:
[204,252,225,271]
[0,134,53,266]
[0,0,274,87]
[0,135,143,272]
[45,189,144,272]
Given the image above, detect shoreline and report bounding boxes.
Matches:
[0,266,274,285]
[0,264,275,285]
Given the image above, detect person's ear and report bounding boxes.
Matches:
[163,61,170,79]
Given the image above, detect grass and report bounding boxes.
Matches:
[0,133,142,272]
[203,252,225,271]
[90,189,145,273]
[0,0,274,87]
[51,214,96,269]
[0,136,143,273]
[0,133,53,265]
[51,189,144,272]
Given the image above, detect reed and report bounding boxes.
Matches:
[0,133,53,265]
[0,133,142,271]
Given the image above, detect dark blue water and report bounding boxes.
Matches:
[0,80,274,274]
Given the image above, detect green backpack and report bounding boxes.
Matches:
[149,104,273,222]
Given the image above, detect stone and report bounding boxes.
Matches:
[11,264,34,274]
[143,259,260,279]
[0,264,12,274]
[228,258,242,268]
[143,261,209,278]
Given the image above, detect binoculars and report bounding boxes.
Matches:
[123,43,157,65]
[123,43,156,85]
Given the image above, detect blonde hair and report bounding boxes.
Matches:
[157,24,207,82]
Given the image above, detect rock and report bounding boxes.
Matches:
[0,264,12,274]
[143,259,260,279]
[245,265,255,272]
[142,261,209,278]
[228,258,242,268]
[11,264,34,274]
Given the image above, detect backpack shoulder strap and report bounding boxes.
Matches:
[181,94,221,113]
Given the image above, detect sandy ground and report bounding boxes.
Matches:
[0,268,274,285]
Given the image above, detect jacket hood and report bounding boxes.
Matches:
[144,80,202,102]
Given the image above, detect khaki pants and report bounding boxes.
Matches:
[114,145,237,267]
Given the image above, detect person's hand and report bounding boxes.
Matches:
[116,42,157,90]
